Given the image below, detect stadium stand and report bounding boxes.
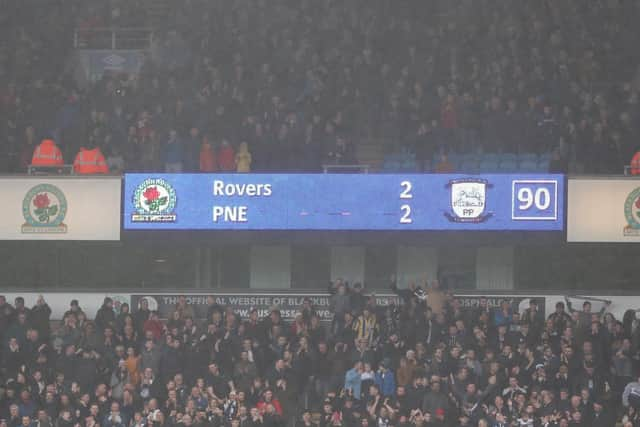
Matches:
[2,0,640,425]
[2,0,640,174]
[0,286,635,427]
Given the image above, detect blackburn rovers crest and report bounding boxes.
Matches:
[22,184,68,234]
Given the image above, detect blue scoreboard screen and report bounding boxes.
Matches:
[123,173,564,231]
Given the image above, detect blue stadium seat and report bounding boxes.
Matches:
[499,153,517,163]
[517,153,538,163]
[538,152,552,162]
[460,153,478,163]
[498,160,518,172]
[518,159,539,172]
[481,153,500,163]
[537,159,550,172]
[401,160,417,171]
[382,159,400,172]
[479,159,499,172]
[460,160,479,173]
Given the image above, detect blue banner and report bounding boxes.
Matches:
[123,174,564,231]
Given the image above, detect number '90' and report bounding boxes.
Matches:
[517,187,551,211]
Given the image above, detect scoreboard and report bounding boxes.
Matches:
[123,173,564,231]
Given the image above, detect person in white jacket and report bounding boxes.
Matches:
[622,376,640,408]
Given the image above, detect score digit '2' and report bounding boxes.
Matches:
[399,180,413,224]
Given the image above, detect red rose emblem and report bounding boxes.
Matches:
[636,197,640,209]
[143,186,160,202]
[33,193,50,209]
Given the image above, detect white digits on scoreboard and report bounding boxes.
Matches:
[400,205,412,223]
[517,187,551,211]
[400,181,413,199]
[399,181,413,224]
[512,180,558,221]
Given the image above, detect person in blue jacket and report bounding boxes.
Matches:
[344,361,363,400]
[375,358,397,398]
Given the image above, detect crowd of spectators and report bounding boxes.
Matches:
[0,284,639,427]
[3,0,640,174]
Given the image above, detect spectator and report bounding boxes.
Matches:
[164,130,183,173]
[375,359,397,397]
[18,126,39,172]
[623,375,640,409]
[73,143,109,175]
[30,296,51,341]
[174,296,195,321]
[235,142,252,173]
[630,148,640,175]
[106,146,125,174]
[94,297,116,333]
[31,139,63,168]
[199,136,217,172]
[434,153,454,173]
[0,285,639,425]
[218,140,235,172]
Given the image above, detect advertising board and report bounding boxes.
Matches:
[0,177,121,240]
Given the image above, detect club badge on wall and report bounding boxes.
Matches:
[445,178,493,223]
[22,184,68,234]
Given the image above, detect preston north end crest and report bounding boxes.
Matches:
[623,186,640,236]
[445,178,493,223]
[132,178,177,223]
[22,184,68,234]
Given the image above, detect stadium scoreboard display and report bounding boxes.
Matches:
[123,173,564,231]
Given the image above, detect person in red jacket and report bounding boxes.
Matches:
[218,139,235,171]
[256,390,283,416]
[143,312,164,340]
[440,94,458,130]
[31,138,64,166]
[199,136,217,172]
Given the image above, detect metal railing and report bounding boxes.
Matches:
[74,27,153,50]
[27,165,75,175]
[624,165,638,176]
[322,164,370,173]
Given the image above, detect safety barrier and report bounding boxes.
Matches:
[27,165,74,175]
[322,164,370,173]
